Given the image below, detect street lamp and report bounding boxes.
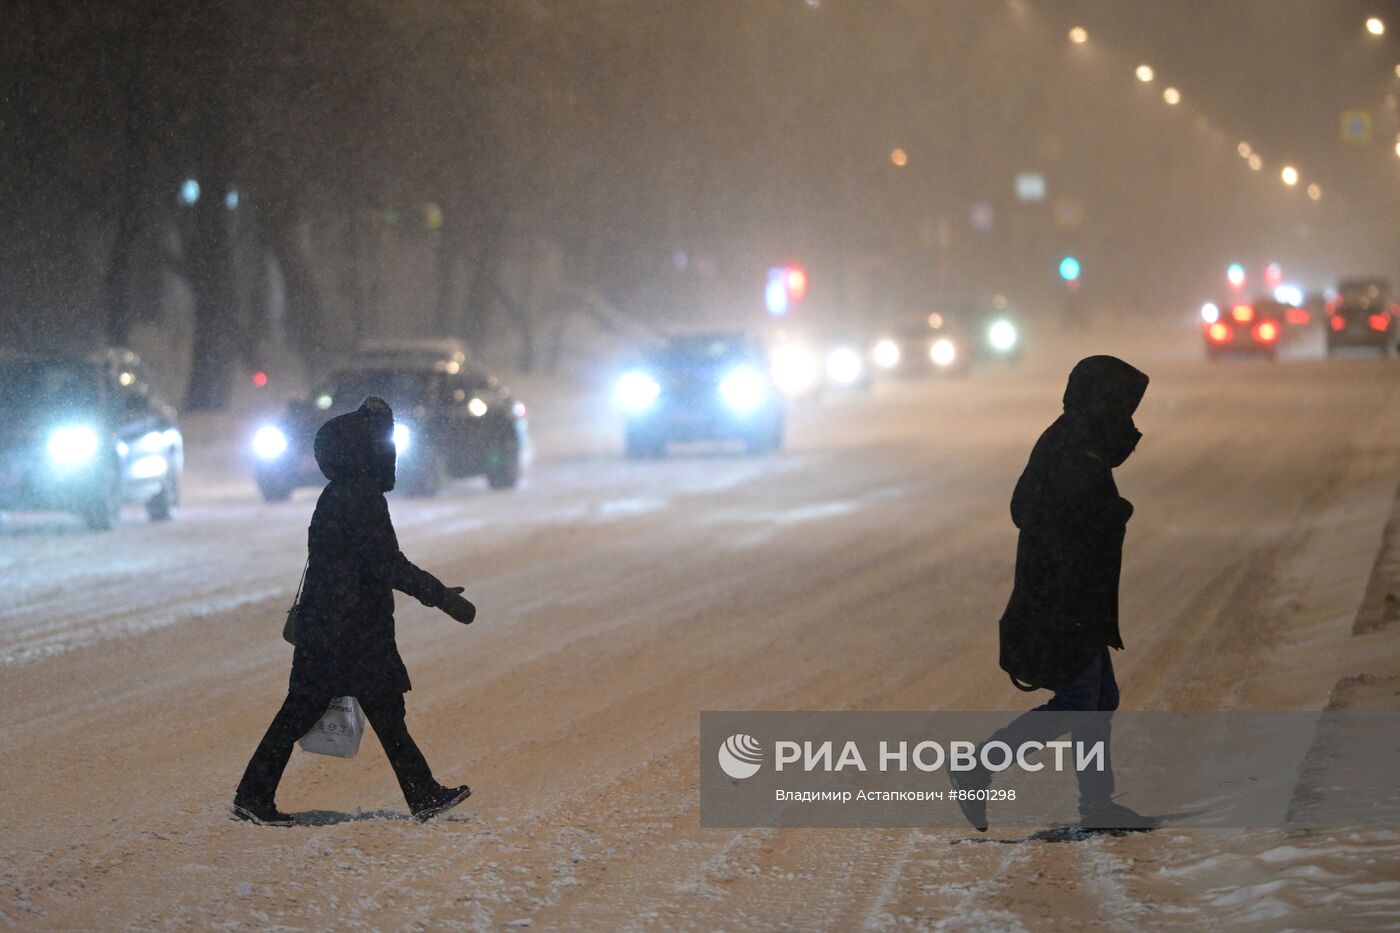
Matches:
[1307,184,1322,201]
[1248,154,1263,171]
[890,147,908,167]
[1366,17,1384,36]
[1135,64,1154,82]
[1068,26,1088,44]
[1281,165,1299,186]
[1237,142,1252,158]
[1163,87,1181,106]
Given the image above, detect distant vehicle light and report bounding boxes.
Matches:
[1369,314,1390,332]
[47,424,100,465]
[1330,315,1346,332]
[392,423,411,454]
[719,366,768,413]
[1207,322,1232,343]
[616,370,661,413]
[315,394,333,410]
[930,337,957,367]
[467,397,489,417]
[825,347,864,385]
[927,312,944,329]
[1273,285,1303,307]
[771,345,818,395]
[252,425,288,460]
[1230,304,1255,324]
[1254,321,1280,344]
[1200,302,1220,324]
[252,371,269,388]
[1285,307,1310,326]
[512,401,527,419]
[1227,263,1246,289]
[1135,64,1154,83]
[987,319,1018,351]
[130,454,168,480]
[872,339,901,369]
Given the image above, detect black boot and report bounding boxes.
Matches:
[230,797,295,827]
[411,784,472,823]
[948,766,991,832]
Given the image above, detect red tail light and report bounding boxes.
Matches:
[1330,315,1345,331]
[1254,321,1279,344]
[1230,304,1255,324]
[1207,322,1232,343]
[1285,307,1309,325]
[1369,314,1389,332]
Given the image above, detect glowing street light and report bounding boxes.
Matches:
[1307,183,1322,201]
[1248,153,1263,171]
[1227,263,1246,290]
[890,147,908,167]
[1135,64,1154,83]
[1163,87,1181,106]
[1366,17,1385,36]
[1395,135,1400,158]
[1237,142,1252,158]
[1068,26,1088,44]
[1281,165,1299,186]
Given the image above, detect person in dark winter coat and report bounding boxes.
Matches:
[952,356,1152,832]
[233,397,478,826]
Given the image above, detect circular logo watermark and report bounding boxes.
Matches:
[718,733,763,779]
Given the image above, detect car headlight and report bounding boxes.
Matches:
[872,339,900,369]
[770,345,818,395]
[252,425,288,460]
[826,347,864,385]
[718,366,768,413]
[467,397,488,418]
[616,370,661,413]
[392,422,411,455]
[47,424,100,465]
[988,319,1018,351]
[931,337,957,367]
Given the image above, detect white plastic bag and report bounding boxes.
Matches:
[297,697,366,758]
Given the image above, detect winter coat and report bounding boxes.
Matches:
[998,356,1148,692]
[289,398,448,696]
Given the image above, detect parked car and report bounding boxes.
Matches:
[0,349,184,529]
[1326,279,1398,356]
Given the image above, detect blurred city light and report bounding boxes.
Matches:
[872,339,900,369]
[1395,135,1400,158]
[179,178,200,205]
[765,268,789,315]
[1366,17,1384,36]
[1265,262,1283,287]
[1307,183,1322,200]
[1058,255,1081,282]
[1201,302,1220,324]
[1273,285,1303,306]
[1237,142,1252,158]
[1227,263,1246,289]
[1135,64,1154,82]
[1068,26,1088,44]
[1280,165,1299,186]
[224,190,239,210]
[770,344,818,395]
[930,338,957,367]
[1248,153,1263,171]
[890,148,908,167]
[1163,87,1181,106]
[785,264,807,301]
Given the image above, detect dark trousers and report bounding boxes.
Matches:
[236,691,436,807]
[987,647,1120,808]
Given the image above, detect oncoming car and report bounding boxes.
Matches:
[615,332,784,457]
[0,349,184,530]
[252,342,527,499]
[871,313,971,377]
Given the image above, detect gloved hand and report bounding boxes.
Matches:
[438,586,476,625]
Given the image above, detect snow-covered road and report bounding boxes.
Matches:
[3,323,1399,929]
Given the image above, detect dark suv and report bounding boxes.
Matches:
[0,349,184,529]
[252,342,527,499]
[1326,279,1397,356]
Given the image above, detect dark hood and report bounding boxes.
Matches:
[1062,356,1149,468]
[313,396,397,491]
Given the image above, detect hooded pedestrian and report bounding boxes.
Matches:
[953,356,1153,832]
[233,397,478,825]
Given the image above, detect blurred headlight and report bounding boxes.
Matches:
[931,337,957,367]
[47,424,100,465]
[826,347,864,385]
[771,345,818,395]
[130,454,168,479]
[988,319,1018,351]
[467,397,488,417]
[616,370,661,413]
[719,366,768,413]
[392,422,411,454]
[873,339,900,369]
[1200,302,1219,324]
[252,425,288,460]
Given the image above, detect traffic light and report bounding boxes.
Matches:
[1227,263,1246,291]
[766,263,808,316]
[1059,255,1081,283]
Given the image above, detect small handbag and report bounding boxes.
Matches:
[282,558,309,646]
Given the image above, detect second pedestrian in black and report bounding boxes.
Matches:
[233,396,478,826]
